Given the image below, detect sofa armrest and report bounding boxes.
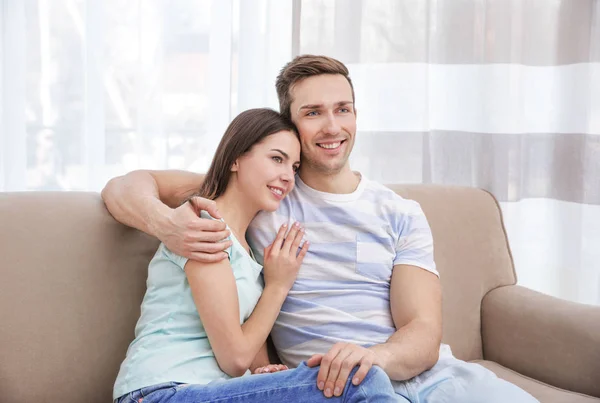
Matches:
[481,285,600,398]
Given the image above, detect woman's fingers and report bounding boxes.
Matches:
[269,224,288,255]
[254,364,289,374]
[282,222,301,253]
[290,225,304,254]
[297,240,310,262]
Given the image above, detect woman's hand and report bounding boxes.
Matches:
[253,364,289,374]
[262,222,309,291]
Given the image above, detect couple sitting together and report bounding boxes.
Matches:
[105,55,538,402]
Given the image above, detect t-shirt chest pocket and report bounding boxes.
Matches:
[355,232,395,282]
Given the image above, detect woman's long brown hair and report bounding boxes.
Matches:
[197,108,297,200]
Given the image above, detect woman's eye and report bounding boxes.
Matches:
[272,156,283,163]
[293,165,299,173]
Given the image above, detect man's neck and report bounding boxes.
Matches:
[299,166,361,194]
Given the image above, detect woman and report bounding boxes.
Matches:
[113,109,398,403]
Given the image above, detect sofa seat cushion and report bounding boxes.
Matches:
[473,360,600,403]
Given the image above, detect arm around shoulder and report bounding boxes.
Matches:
[101,169,205,237]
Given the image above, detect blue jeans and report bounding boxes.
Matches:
[116,362,400,402]
[394,355,539,403]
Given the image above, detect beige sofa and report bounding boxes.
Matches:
[1,186,599,403]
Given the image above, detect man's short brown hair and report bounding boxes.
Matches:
[275,55,355,120]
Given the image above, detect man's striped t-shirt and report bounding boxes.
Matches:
[247,174,439,367]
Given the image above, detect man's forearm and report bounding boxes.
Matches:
[369,318,440,381]
[101,171,171,238]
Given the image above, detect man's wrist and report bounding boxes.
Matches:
[368,343,392,373]
[147,198,174,240]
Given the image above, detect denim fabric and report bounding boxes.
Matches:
[396,356,539,403]
[116,362,401,403]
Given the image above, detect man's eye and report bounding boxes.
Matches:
[339,108,350,113]
[272,156,283,163]
[306,111,318,116]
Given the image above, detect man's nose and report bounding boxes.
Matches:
[323,111,341,135]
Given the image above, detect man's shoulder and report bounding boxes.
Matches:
[361,178,423,214]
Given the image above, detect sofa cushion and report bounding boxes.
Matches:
[474,360,600,403]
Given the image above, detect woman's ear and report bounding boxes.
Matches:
[231,159,239,172]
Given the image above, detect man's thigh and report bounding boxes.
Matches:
[410,358,539,403]
[133,363,401,403]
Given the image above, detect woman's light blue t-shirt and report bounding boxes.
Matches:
[113,212,264,399]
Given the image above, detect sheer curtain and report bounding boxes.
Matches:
[0,0,293,191]
[1,0,599,305]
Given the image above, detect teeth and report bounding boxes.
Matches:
[318,142,341,149]
[268,186,283,196]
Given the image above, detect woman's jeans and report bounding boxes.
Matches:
[116,362,399,402]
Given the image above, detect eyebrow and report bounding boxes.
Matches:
[298,101,354,111]
[271,149,301,165]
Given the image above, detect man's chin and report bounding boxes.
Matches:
[315,160,348,175]
[301,156,350,177]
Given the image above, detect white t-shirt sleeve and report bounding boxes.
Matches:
[393,201,438,276]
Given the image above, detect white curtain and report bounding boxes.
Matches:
[1,0,599,306]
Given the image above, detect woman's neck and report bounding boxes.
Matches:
[214,185,259,245]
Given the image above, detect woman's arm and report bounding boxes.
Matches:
[186,258,288,377]
[249,343,271,373]
[186,223,308,377]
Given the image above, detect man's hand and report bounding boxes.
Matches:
[253,364,289,374]
[157,196,232,262]
[306,343,384,398]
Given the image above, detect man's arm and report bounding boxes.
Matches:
[370,264,442,378]
[307,200,440,398]
[369,200,442,379]
[101,169,231,261]
[307,265,442,397]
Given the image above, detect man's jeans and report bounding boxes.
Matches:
[115,362,399,403]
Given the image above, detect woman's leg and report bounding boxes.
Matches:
[126,363,401,403]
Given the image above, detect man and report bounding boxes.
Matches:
[103,55,537,402]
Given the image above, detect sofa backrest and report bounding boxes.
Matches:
[0,187,516,403]
[0,192,159,403]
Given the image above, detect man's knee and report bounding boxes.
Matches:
[462,375,539,403]
[351,366,401,401]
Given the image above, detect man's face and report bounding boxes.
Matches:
[289,74,356,176]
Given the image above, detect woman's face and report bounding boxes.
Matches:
[233,130,301,212]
